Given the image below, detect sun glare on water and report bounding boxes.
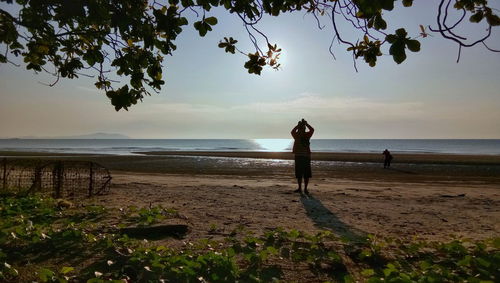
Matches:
[253,139,292,152]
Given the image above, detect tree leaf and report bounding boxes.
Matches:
[470,12,484,23]
[178,17,188,26]
[395,28,407,38]
[204,16,218,25]
[389,42,406,64]
[60,266,74,274]
[361,268,375,277]
[402,0,413,7]
[386,34,397,43]
[406,39,420,52]
[374,15,387,30]
[486,14,500,26]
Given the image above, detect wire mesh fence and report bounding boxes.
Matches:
[0,158,111,199]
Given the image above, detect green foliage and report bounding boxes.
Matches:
[244,52,267,75]
[34,266,76,283]
[386,28,420,64]
[136,206,165,226]
[194,16,218,36]
[85,205,106,216]
[367,14,387,30]
[1,195,499,282]
[455,0,500,25]
[1,262,19,281]
[218,37,238,54]
[243,43,282,74]
[348,35,382,67]
[402,0,413,7]
[1,0,498,109]
[359,237,500,282]
[0,0,184,111]
[123,204,177,226]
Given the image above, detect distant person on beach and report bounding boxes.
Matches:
[291,119,314,194]
[383,149,393,168]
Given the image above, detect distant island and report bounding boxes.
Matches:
[10,133,131,139]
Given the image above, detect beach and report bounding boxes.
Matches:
[2,151,499,242]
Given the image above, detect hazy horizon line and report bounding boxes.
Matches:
[2,137,500,140]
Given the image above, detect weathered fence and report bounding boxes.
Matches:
[0,158,111,199]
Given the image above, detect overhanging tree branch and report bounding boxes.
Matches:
[0,0,498,111]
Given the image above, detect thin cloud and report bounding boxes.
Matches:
[232,93,425,121]
[76,86,100,93]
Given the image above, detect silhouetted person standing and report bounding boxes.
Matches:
[383,149,393,168]
[291,119,314,195]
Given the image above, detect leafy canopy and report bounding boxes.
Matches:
[0,0,498,110]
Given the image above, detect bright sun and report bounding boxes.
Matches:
[253,139,292,152]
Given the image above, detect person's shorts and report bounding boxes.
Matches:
[294,155,312,179]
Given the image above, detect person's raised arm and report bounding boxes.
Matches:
[306,122,314,136]
[291,124,299,138]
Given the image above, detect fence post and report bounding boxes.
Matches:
[52,163,57,197]
[2,158,6,191]
[88,162,94,197]
[53,161,63,198]
[29,160,42,194]
[35,161,42,192]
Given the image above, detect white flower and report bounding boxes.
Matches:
[144,266,151,272]
[107,260,114,266]
[94,271,103,277]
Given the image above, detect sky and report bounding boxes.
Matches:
[0,1,499,139]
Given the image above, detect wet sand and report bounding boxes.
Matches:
[138,150,500,165]
[2,151,499,241]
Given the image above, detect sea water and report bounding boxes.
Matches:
[0,139,499,155]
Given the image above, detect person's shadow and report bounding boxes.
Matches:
[301,195,366,242]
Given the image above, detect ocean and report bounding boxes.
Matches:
[0,139,499,155]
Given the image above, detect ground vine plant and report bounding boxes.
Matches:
[0,0,499,110]
[0,194,499,282]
